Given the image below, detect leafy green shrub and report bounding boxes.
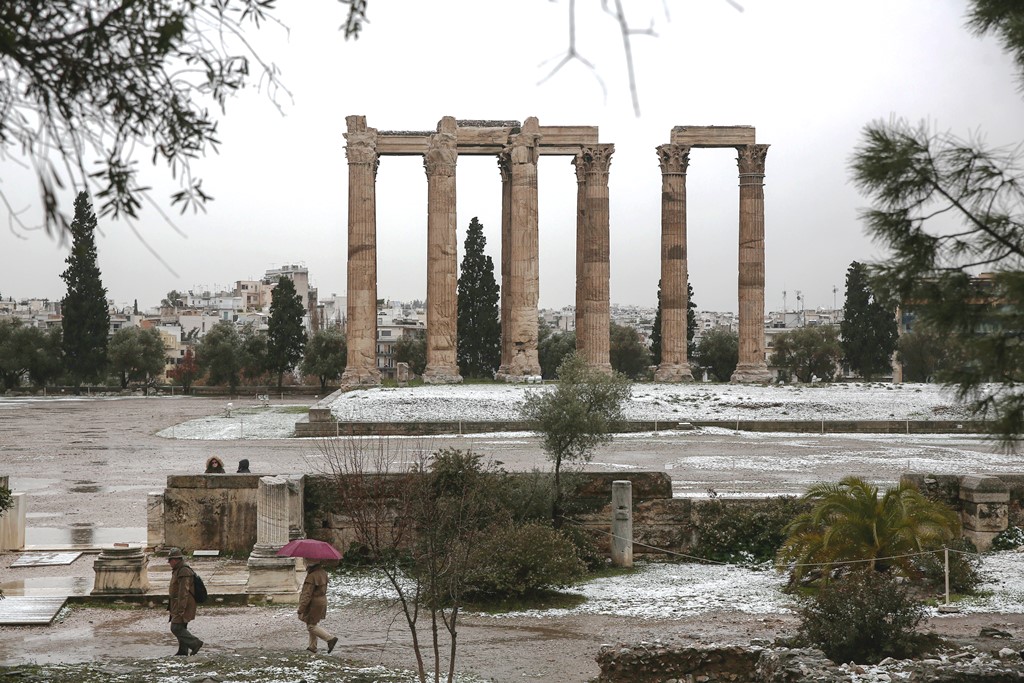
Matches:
[558,523,604,571]
[912,539,981,594]
[0,486,11,516]
[990,526,1024,551]
[798,570,926,664]
[465,521,586,599]
[693,497,806,563]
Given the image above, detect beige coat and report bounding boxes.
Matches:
[169,563,197,624]
[298,564,329,625]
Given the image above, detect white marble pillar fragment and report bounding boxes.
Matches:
[247,475,299,598]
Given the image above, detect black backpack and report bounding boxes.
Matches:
[192,572,209,604]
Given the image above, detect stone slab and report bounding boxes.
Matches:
[10,551,82,567]
[0,596,68,625]
[671,125,756,147]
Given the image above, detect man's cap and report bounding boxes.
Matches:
[167,548,184,559]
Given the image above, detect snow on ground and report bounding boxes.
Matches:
[329,382,971,423]
[153,383,974,441]
[327,552,1024,619]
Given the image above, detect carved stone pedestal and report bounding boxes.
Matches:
[654,363,695,383]
[91,544,149,595]
[730,362,772,384]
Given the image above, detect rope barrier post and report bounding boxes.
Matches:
[611,480,633,568]
[944,546,950,606]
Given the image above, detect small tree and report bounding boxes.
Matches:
[301,328,347,389]
[521,352,632,526]
[840,261,898,379]
[896,322,961,383]
[196,321,243,392]
[537,326,576,380]
[457,217,501,378]
[61,191,110,386]
[108,326,166,389]
[770,325,843,383]
[695,328,738,381]
[267,277,307,389]
[609,322,650,379]
[240,324,270,384]
[168,347,199,392]
[394,332,427,376]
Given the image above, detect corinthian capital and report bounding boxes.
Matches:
[575,144,615,176]
[345,130,379,166]
[736,144,770,175]
[656,144,691,175]
[424,129,457,177]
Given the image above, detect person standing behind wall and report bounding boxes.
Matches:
[167,548,204,656]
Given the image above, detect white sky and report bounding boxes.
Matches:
[2,0,1023,313]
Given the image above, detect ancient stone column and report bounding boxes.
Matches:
[496,117,542,381]
[654,144,696,382]
[247,475,299,599]
[574,145,614,373]
[731,144,772,383]
[341,115,381,387]
[574,155,587,359]
[423,117,463,384]
[497,153,513,376]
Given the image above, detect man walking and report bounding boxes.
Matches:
[167,548,203,656]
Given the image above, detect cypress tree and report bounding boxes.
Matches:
[840,261,898,379]
[61,192,109,385]
[651,279,697,364]
[457,217,500,378]
[267,276,307,389]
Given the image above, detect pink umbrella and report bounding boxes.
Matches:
[276,538,342,561]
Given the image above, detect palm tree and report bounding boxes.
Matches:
[777,476,960,584]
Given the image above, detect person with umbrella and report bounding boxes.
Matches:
[279,539,341,654]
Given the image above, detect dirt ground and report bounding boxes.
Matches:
[1,395,1023,681]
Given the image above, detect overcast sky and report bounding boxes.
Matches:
[3,0,1023,313]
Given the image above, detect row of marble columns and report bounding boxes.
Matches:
[340,115,770,386]
[653,143,771,383]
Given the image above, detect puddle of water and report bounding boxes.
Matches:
[0,575,93,597]
[27,526,146,547]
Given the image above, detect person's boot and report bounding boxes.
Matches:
[306,646,317,653]
[327,637,338,654]
[190,640,203,655]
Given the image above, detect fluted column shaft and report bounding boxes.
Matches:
[255,475,290,548]
[574,145,614,373]
[496,118,541,380]
[654,144,695,382]
[731,144,772,383]
[423,117,462,384]
[498,154,513,374]
[341,115,381,386]
[574,157,587,358]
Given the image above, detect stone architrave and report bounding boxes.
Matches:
[91,544,149,595]
[730,144,772,383]
[654,144,695,382]
[423,117,463,384]
[341,115,382,387]
[496,117,542,381]
[574,145,614,373]
[246,475,299,599]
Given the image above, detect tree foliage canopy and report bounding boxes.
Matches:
[770,325,842,383]
[267,276,307,388]
[108,326,166,388]
[840,261,898,379]
[695,328,738,382]
[538,326,575,380]
[301,328,347,389]
[457,217,500,378]
[196,320,242,391]
[778,477,960,585]
[0,320,63,389]
[851,0,1024,446]
[608,322,650,379]
[394,333,427,377]
[60,192,109,385]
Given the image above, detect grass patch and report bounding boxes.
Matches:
[276,405,313,414]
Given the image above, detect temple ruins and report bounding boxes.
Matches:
[340,116,771,385]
